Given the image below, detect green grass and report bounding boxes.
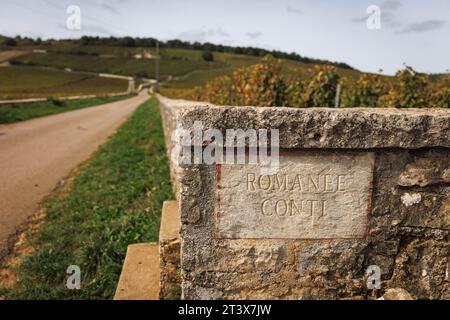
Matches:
[32,44,148,57]
[0,66,129,99]
[0,95,132,124]
[14,50,226,78]
[0,98,174,300]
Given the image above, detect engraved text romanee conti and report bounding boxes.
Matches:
[246,172,349,218]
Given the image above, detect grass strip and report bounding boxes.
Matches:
[0,95,132,124]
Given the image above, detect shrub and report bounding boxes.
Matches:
[341,74,389,108]
[8,58,23,66]
[73,50,89,56]
[430,76,450,108]
[190,58,447,109]
[285,77,307,107]
[48,97,65,107]
[430,88,450,108]
[202,51,214,62]
[135,71,149,78]
[196,55,286,106]
[382,67,429,108]
[302,65,340,108]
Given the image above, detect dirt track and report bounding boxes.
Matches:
[0,91,149,258]
[0,50,27,63]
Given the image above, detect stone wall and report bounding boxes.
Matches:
[159,100,450,300]
[158,94,212,199]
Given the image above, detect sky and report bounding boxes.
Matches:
[0,0,449,75]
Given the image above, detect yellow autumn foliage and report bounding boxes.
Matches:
[191,57,449,109]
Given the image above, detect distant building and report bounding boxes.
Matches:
[134,50,154,60]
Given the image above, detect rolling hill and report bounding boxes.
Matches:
[0,36,366,100]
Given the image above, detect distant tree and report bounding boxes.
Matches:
[234,47,244,54]
[192,42,203,50]
[2,37,17,46]
[80,36,91,45]
[203,42,214,51]
[21,35,355,70]
[120,37,136,47]
[202,51,214,62]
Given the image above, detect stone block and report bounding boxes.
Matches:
[159,200,181,300]
[114,243,159,300]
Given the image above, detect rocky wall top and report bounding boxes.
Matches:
[178,105,450,149]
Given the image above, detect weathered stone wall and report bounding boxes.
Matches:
[158,95,212,199]
[159,96,182,199]
[159,101,450,300]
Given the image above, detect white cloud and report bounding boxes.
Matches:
[396,19,445,34]
[286,5,302,15]
[246,31,262,39]
[177,27,230,42]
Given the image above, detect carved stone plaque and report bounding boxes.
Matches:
[215,152,375,239]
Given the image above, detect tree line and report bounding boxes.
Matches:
[0,34,353,70]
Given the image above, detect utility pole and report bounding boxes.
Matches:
[155,41,160,91]
[335,83,341,108]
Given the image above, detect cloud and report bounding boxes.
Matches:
[99,4,119,14]
[41,0,61,8]
[57,22,116,36]
[396,19,445,34]
[95,0,122,14]
[382,12,402,28]
[41,0,125,14]
[246,31,262,39]
[380,0,402,11]
[380,0,403,27]
[177,30,206,42]
[350,16,366,23]
[177,27,230,42]
[351,0,402,28]
[350,1,445,33]
[286,5,303,15]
